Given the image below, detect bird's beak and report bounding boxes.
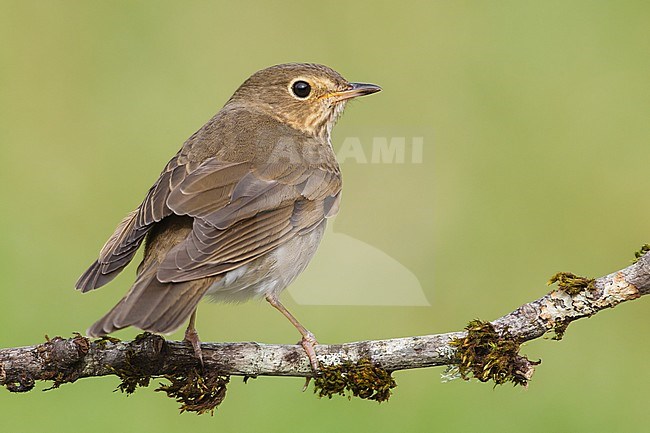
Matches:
[325,82,382,102]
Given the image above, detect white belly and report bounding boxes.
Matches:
[205,220,326,303]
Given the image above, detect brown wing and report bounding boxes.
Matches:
[76,153,341,291]
[155,162,341,283]
[75,151,205,292]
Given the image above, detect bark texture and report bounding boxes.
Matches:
[1,252,648,395]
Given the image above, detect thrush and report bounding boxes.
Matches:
[75,63,380,369]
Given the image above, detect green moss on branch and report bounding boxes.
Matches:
[313,359,396,402]
[547,272,595,296]
[451,320,538,386]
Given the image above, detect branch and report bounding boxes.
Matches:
[1,250,649,411]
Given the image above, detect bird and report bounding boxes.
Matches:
[75,63,381,369]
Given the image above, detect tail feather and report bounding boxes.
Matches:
[87,261,216,337]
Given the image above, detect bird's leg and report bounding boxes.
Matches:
[265,294,320,372]
[184,309,204,366]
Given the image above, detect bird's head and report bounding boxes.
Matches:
[228,63,381,139]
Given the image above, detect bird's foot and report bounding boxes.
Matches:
[184,326,204,367]
[300,332,319,391]
[300,331,320,372]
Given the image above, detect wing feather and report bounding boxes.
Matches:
[75,153,191,292]
[77,151,341,293]
[155,162,340,283]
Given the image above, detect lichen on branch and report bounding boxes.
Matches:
[1,250,649,414]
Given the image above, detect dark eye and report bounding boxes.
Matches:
[291,80,311,98]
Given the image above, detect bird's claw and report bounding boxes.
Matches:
[184,327,204,367]
[300,332,320,372]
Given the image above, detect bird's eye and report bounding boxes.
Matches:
[291,80,311,98]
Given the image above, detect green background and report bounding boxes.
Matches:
[1,1,649,432]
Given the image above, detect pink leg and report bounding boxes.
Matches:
[184,309,204,366]
[266,295,319,371]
